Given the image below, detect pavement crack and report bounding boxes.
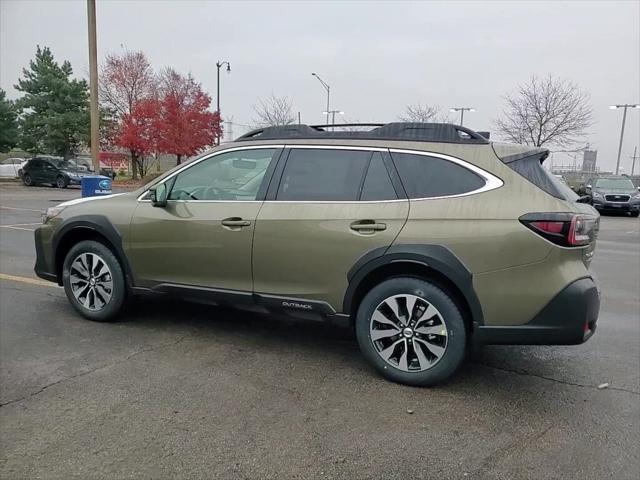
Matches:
[0,333,193,408]
[478,362,640,395]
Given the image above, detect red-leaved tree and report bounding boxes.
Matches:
[100,51,156,178]
[116,98,160,177]
[156,68,221,165]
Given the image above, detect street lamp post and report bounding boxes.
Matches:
[449,107,475,126]
[610,104,640,175]
[216,60,231,143]
[312,73,330,126]
[323,110,344,130]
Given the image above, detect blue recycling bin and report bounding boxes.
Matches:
[81,175,112,198]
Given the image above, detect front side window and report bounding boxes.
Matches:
[391,152,485,198]
[277,148,370,201]
[168,148,277,201]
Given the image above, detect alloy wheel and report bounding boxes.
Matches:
[369,294,448,372]
[69,253,113,311]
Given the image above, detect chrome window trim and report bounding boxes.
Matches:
[388,148,503,201]
[138,144,503,203]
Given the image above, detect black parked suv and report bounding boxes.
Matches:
[580,176,640,216]
[22,156,91,189]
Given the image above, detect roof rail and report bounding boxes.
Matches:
[234,122,490,144]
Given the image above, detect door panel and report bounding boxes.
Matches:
[127,147,280,291]
[252,201,409,311]
[129,201,261,291]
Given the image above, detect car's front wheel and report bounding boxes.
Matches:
[355,277,467,386]
[62,240,126,322]
[22,173,33,186]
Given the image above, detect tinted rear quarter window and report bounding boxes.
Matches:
[390,152,485,198]
[506,154,578,201]
[277,149,371,201]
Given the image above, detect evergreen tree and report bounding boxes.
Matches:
[0,89,18,153]
[14,46,90,157]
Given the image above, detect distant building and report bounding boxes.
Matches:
[582,150,597,172]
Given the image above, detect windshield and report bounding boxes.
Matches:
[595,178,635,190]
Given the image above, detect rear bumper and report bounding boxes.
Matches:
[475,277,599,345]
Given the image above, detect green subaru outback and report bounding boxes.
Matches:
[34,123,600,386]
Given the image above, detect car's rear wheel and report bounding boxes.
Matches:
[355,277,466,386]
[62,240,126,322]
[22,173,33,186]
[56,175,68,189]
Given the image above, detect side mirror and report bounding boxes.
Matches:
[586,184,592,189]
[150,183,168,207]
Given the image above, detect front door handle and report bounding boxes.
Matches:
[221,217,252,228]
[350,220,387,233]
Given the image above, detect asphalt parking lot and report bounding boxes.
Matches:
[0,182,638,479]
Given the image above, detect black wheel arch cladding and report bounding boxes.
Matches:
[53,215,135,285]
[344,244,484,326]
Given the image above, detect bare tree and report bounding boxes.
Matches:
[493,75,593,148]
[399,104,450,123]
[252,94,295,127]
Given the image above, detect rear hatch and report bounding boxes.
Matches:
[492,143,599,266]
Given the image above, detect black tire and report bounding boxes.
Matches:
[630,211,639,218]
[62,240,126,322]
[355,277,467,387]
[56,175,68,189]
[22,173,33,186]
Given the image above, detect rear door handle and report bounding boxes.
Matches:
[221,217,252,228]
[350,221,387,233]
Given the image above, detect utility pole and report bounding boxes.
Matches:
[87,0,100,172]
[449,107,475,126]
[610,104,640,175]
[631,145,638,176]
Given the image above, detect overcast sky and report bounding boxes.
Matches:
[1,0,639,171]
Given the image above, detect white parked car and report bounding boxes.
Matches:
[0,158,27,178]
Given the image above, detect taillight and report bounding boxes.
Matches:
[520,213,598,247]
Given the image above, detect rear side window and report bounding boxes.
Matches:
[277,149,370,201]
[360,153,397,201]
[390,152,485,198]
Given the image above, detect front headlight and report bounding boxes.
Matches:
[592,192,603,199]
[42,206,66,224]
